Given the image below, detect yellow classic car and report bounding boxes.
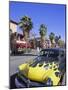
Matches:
[15,48,65,88]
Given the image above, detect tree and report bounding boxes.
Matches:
[10,32,17,54]
[49,32,55,47]
[55,35,61,44]
[39,24,47,48]
[58,39,64,48]
[19,16,33,41]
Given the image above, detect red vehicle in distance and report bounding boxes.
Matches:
[11,40,31,54]
[16,40,31,51]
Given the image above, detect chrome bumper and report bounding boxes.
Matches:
[15,74,46,88]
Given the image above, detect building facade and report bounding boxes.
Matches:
[10,20,18,33]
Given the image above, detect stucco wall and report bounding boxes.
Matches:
[10,22,17,33]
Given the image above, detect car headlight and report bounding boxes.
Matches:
[46,78,53,86]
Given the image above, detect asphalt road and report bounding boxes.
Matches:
[9,54,37,76]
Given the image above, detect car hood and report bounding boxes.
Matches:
[18,62,57,82]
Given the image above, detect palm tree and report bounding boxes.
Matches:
[49,32,55,47]
[19,16,33,41]
[58,39,64,48]
[55,35,61,44]
[39,24,47,48]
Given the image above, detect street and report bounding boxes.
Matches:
[9,54,37,76]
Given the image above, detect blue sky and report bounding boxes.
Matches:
[9,1,66,41]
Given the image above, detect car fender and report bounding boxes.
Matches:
[18,63,29,71]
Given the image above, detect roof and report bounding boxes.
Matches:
[10,20,18,25]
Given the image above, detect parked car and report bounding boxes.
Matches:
[15,48,66,88]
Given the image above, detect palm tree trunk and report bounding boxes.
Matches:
[23,30,29,41]
[41,36,45,48]
[51,39,55,48]
[23,30,30,53]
